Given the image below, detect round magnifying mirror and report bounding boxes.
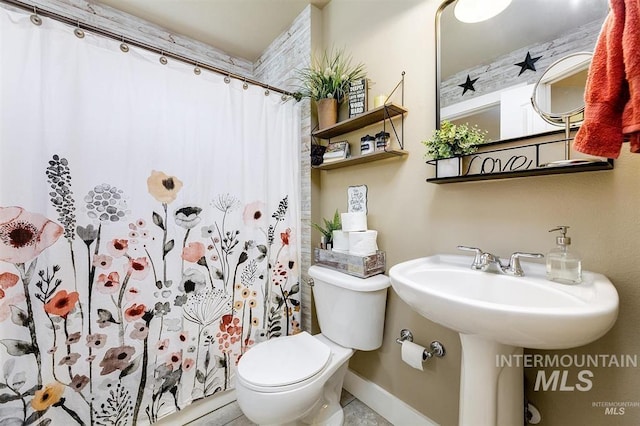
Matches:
[531,52,594,166]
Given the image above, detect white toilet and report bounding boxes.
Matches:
[235,265,390,425]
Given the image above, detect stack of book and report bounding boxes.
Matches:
[323,140,350,163]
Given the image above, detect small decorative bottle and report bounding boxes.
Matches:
[546,226,582,284]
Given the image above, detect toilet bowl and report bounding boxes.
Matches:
[235,265,390,425]
[236,332,353,426]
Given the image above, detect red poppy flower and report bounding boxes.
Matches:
[128,257,150,281]
[44,290,80,318]
[107,239,128,258]
[181,242,205,263]
[124,303,146,322]
[0,207,63,264]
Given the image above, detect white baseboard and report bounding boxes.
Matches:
[155,390,237,426]
[343,369,439,426]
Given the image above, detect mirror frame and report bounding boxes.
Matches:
[434,0,456,130]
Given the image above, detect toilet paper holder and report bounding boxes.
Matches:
[396,328,446,360]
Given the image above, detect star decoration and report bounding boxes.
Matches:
[514,52,542,76]
[458,75,478,96]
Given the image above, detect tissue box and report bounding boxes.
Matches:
[314,248,386,278]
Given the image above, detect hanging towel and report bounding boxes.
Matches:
[573,0,640,158]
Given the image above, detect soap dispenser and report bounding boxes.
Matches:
[546,226,582,284]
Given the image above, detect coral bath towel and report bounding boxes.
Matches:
[573,0,640,158]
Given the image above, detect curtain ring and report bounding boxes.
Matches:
[120,36,129,53]
[224,74,231,84]
[264,86,270,96]
[159,50,168,65]
[281,94,288,101]
[74,21,85,38]
[242,79,249,90]
[30,6,42,26]
[193,62,201,75]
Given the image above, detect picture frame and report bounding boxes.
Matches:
[348,184,368,213]
[348,79,368,118]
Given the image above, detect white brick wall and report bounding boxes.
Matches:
[441,20,601,108]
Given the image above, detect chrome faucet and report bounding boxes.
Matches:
[457,246,544,277]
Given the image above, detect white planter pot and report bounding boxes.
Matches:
[436,157,460,178]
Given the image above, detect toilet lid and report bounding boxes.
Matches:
[238,332,331,387]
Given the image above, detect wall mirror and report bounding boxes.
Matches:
[436,0,609,142]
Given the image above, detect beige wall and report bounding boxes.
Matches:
[314,1,640,425]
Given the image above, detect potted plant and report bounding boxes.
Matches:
[312,209,341,248]
[422,120,487,177]
[295,48,366,129]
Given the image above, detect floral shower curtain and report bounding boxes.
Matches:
[0,4,301,425]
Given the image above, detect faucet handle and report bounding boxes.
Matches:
[457,246,484,269]
[506,252,544,276]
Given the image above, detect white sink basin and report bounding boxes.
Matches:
[389,254,619,349]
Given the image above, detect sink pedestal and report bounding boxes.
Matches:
[459,334,523,426]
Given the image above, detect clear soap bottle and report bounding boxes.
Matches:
[546,226,582,284]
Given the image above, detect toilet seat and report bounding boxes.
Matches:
[238,332,331,388]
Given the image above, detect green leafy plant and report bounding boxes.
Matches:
[422,120,488,160]
[294,48,366,103]
[312,209,341,243]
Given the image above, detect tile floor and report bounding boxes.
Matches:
[186,390,392,426]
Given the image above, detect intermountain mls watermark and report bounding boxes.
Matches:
[497,353,640,417]
[497,353,637,391]
[592,401,640,416]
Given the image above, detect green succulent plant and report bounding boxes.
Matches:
[422,120,488,160]
[312,209,342,243]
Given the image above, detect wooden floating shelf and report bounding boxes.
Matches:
[312,103,407,139]
[313,149,408,170]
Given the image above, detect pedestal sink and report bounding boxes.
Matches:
[389,254,619,426]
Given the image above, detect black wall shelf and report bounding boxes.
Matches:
[426,136,614,183]
[427,160,613,183]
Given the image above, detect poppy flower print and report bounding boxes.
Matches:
[128,257,150,280]
[31,382,65,411]
[86,333,107,349]
[107,239,128,258]
[93,254,113,269]
[44,290,80,318]
[182,241,205,263]
[0,206,63,264]
[96,271,120,295]
[0,169,298,425]
[99,345,135,375]
[242,201,265,227]
[124,303,146,322]
[174,205,202,229]
[147,170,183,204]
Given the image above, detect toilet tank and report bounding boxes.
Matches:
[308,265,390,351]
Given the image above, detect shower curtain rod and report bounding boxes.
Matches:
[1,0,293,97]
